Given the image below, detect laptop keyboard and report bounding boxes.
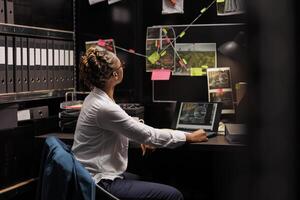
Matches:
[177,129,217,138]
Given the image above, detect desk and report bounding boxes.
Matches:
[35,133,246,151]
[35,133,248,200]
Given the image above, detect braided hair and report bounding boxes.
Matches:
[80,46,119,90]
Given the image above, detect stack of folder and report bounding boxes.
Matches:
[225,123,247,144]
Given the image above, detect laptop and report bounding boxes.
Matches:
[172,102,222,138]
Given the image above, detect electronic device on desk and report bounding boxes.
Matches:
[119,103,144,120]
[225,123,247,144]
[171,102,222,138]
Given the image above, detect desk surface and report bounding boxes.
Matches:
[35,133,247,151]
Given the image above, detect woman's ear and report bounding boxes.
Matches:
[113,71,118,77]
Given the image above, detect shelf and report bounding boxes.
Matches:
[0,89,75,104]
[0,23,74,40]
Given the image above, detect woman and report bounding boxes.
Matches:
[72,45,208,200]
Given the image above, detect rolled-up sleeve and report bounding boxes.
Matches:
[96,104,186,148]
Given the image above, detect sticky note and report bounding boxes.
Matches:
[97,39,106,47]
[217,88,224,93]
[201,7,207,13]
[179,32,185,38]
[147,52,160,64]
[160,51,167,57]
[151,69,171,80]
[162,28,168,34]
[217,0,225,2]
[190,68,203,76]
[201,65,208,69]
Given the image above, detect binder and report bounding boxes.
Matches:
[67,41,74,88]
[21,37,29,92]
[46,39,54,90]
[53,40,60,89]
[64,41,69,88]
[0,0,5,23]
[28,38,35,91]
[15,36,22,92]
[34,38,42,90]
[40,39,47,90]
[59,40,65,89]
[0,35,6,93]
[6,0,14,24]
[6,36,14,93]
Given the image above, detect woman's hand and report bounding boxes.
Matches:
[140,144,156,156]
[185,129,208,143]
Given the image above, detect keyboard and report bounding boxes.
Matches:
[177,129,217,138]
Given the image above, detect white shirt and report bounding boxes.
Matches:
[72,87,186,183]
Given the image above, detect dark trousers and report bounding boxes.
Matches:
[96,172,184,200]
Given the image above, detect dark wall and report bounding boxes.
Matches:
[75,0,246,103]
[13,0,73,30]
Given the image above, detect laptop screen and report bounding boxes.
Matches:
[176,102,219,130]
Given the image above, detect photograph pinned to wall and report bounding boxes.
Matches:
[162,0,184,15]
[207,67,234,114]
[146,26,176,72]
[147,27,161,39]
[209,90,235,114]
[173,43,217,76]
[207,67,232,89]
[216,0,246,16]
[85,39,116,54]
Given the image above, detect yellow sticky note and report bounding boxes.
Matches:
[160,51,167,57]
[200,7,207,13]
[182,58,187,65]
[201,65,208,69]
[217,0,225,3]
[147,52,160,64]
[162,28,168,35]
[190,68,203,76]
[179,32,185,38]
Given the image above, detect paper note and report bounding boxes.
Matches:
[179,31,185,38]
[190,68,203,76]
[162,28,168,34]
[97,39,106,47]
[200,7,207,13]
[17,110,30,121]
[147,52,160,64]
[217,0,225,2]
[201,65,208,69]
[151,69,171,80]
[160,51,167,57]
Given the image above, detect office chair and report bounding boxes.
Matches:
[36,136,119,200]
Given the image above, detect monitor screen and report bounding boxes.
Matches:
[176,102,218,130]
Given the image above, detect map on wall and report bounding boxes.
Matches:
[146,27,176,72]
[173,43,217,76]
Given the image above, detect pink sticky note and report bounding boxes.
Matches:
[217,88,224,94]
[97,39,106,47]
[151,69,171,81]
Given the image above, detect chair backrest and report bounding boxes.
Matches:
[36,136,95,200]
